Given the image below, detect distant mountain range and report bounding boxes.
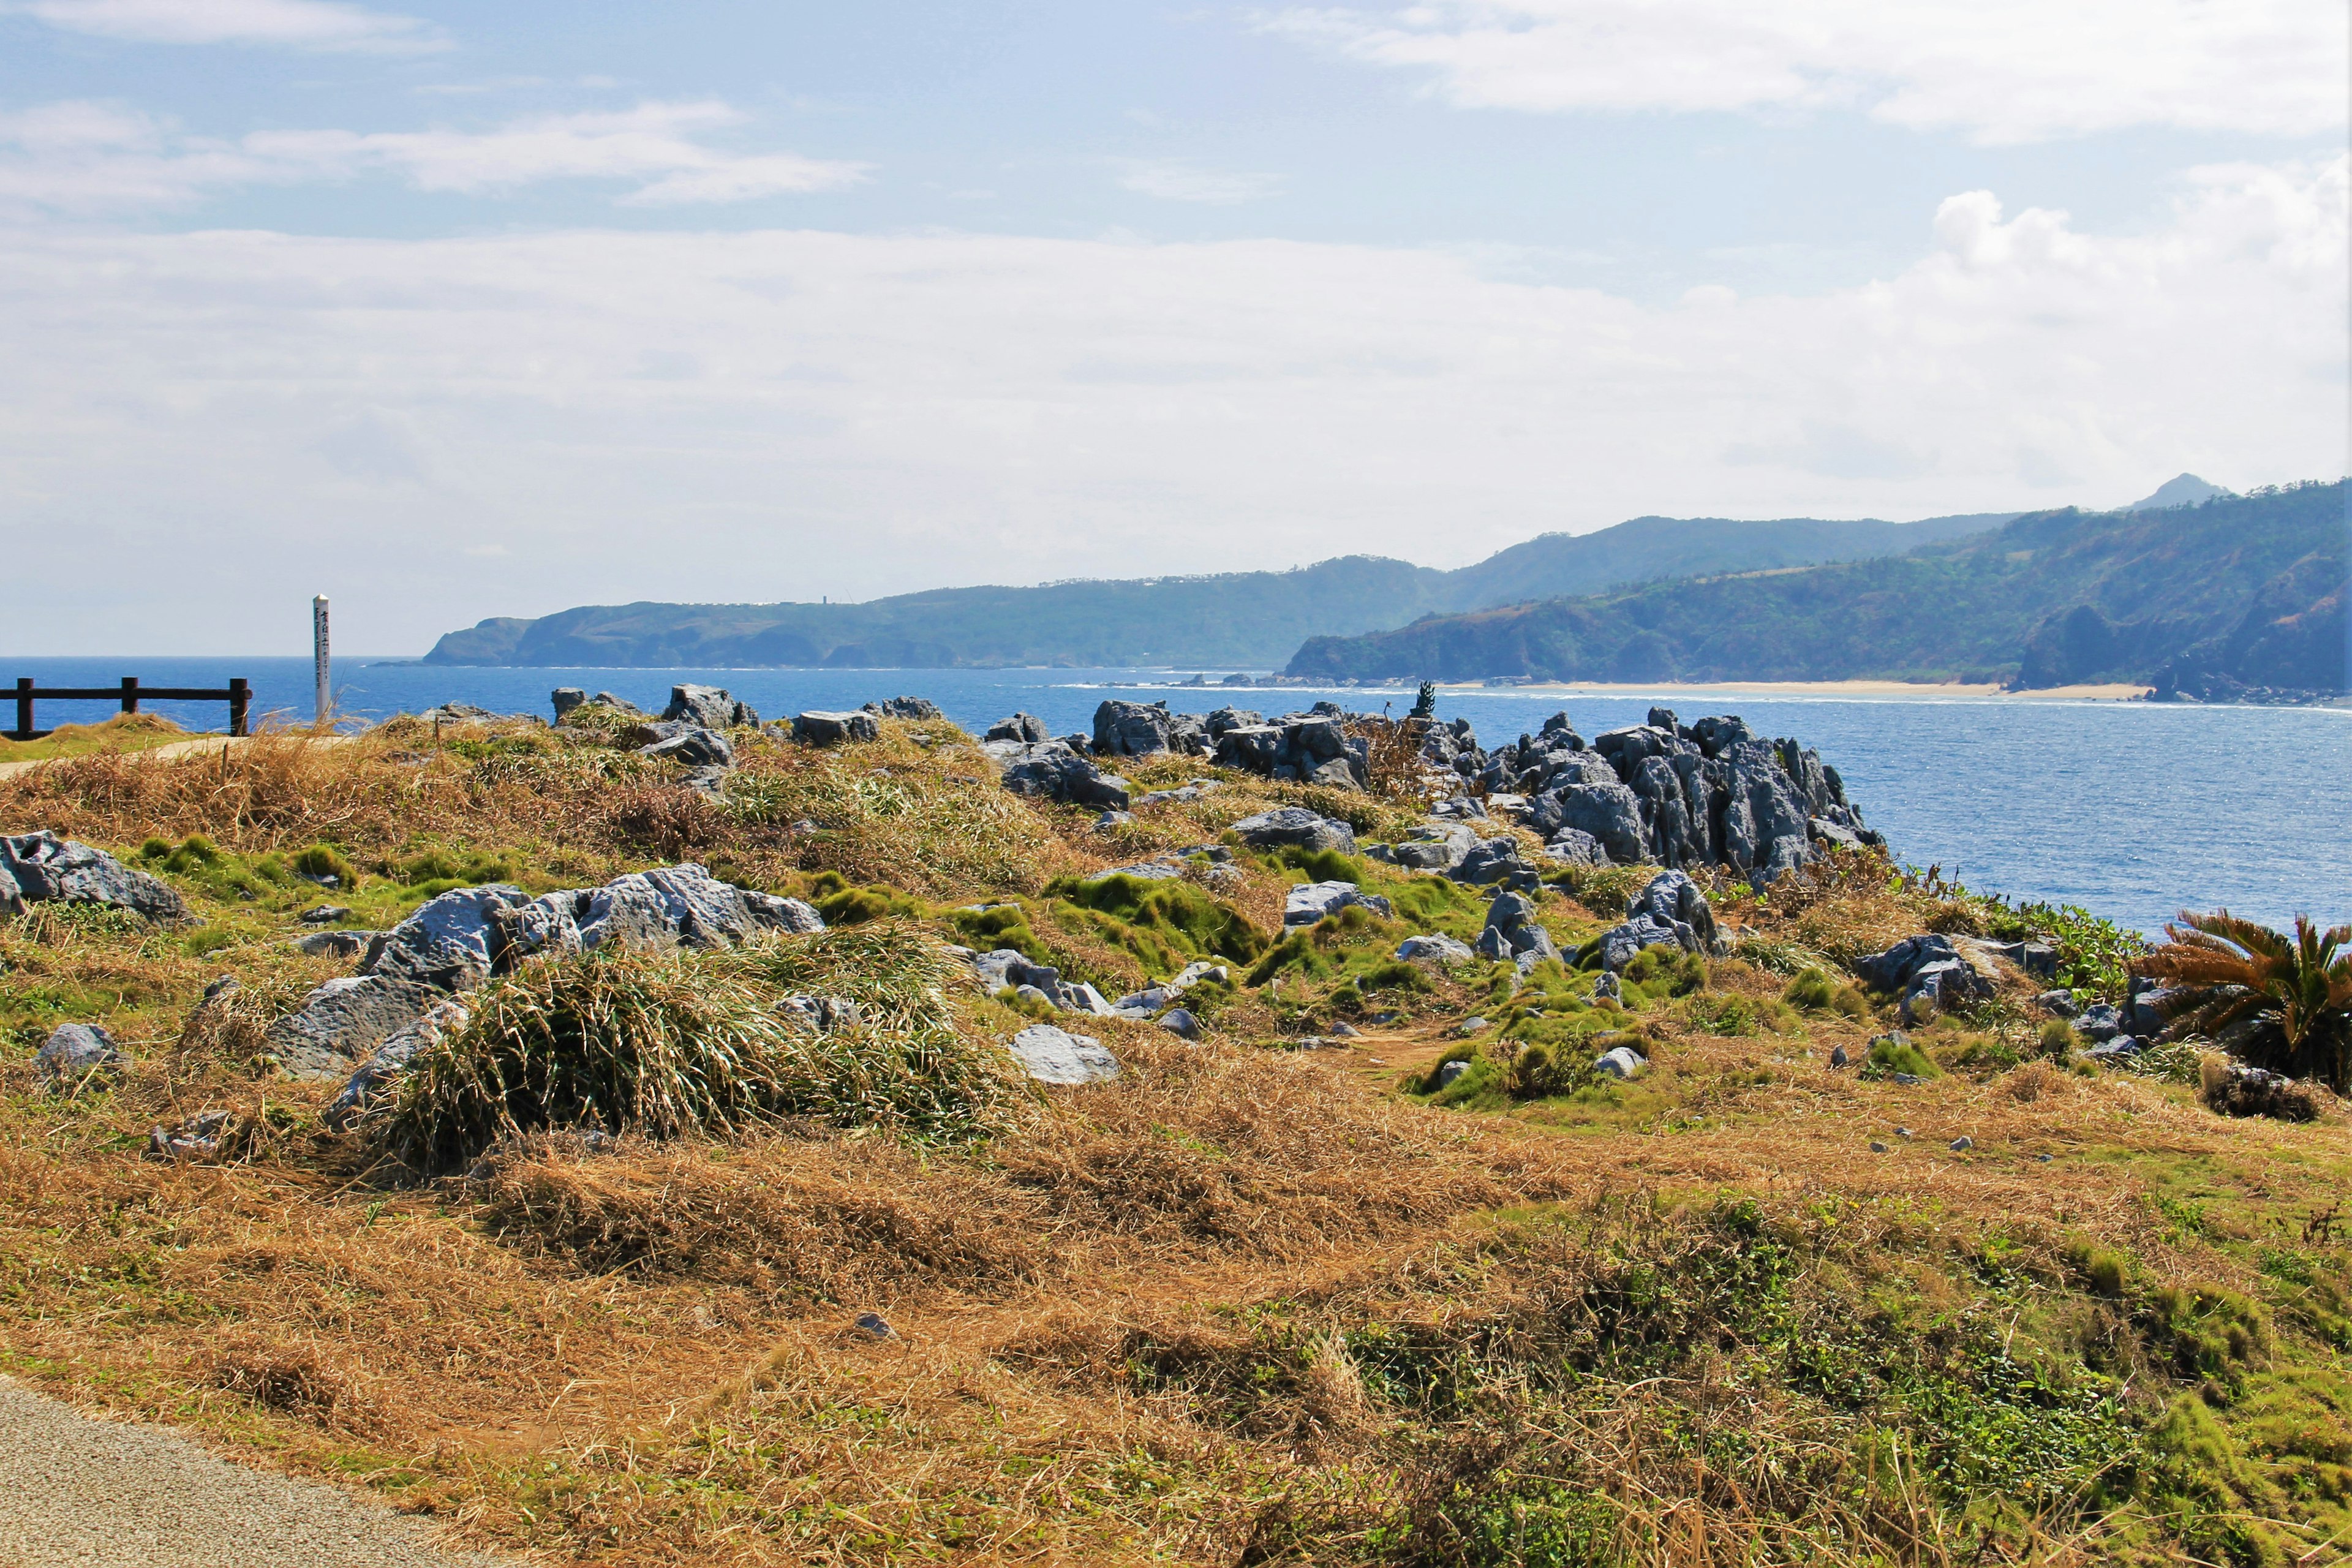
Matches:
[423,509,2019,669]
[1286,481,2347,695]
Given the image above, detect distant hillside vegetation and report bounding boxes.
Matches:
[1285,483,2348,695]
[423,511,2011,669]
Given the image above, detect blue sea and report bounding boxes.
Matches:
[7,656,2348,940]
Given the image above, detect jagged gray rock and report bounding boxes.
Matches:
[996,744,1132,809]
[664,684,759,729]
[37,1022,124,1091]
[1229,807,1355,854]
[638,725,734,769]
[986,712,1050,744]
[1396,933,1477,963]
[1284,880,1393,927]
[864,696,943,720]
[1,831,195,927]
[323,995,471,1128]
[1093,699,1175,757]
[1007,1025,1121,1085]
[264,974,447,1080]
[793,710,880,745]
[1595,870,1719,972]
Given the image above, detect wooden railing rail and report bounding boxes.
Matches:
[7,677,251,742]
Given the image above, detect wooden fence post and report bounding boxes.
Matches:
[228,678,251,738]
[13,678,29,740]
[119,676,139,715]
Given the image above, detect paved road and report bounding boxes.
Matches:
[0,1381,503,1567]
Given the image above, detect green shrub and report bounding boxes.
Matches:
[1045,872,1265,967]
[289,843,359,889]
[377,929,1016,1173]
[1864,1035,1942,1079]
[1784,968,1837,1009]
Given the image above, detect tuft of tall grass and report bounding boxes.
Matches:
[373,927,1023,1174]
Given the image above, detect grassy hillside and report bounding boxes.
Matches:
[1287,483,2348,691]
[424,512,2011,669]
[4,714,2350,1565]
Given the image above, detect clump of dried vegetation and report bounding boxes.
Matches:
[2,710,2349,1567]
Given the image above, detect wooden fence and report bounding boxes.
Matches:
[7,677,251,742]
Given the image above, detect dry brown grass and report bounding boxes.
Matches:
[7,726,2352,1566]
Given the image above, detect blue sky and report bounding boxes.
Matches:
[1,0,2345,652]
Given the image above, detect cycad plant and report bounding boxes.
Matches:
[2139,911,2352,1091]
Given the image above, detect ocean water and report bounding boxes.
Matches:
[7,656,2348,940]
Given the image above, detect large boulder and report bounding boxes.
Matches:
[664,684,759,729]
[793,710,880,745]
[1378,820,1477,872]
[365,886,529,990]
[1,831,195,927]
[998,745,1133,810]
[499,865,823,963]
[1093,699,1174,758]
[1229,807,1355,855]
[986,713,1050,744]
[1477,891,1558,963]
[1450,837,1540,890]
[323,995,470,1129]
[865,696,943,720]
[1213,725,1286,774]
[1594,870,1718,972]
[1855,933,1995,1023]
[1544,782,1647,868]
[551,687,588,722]
[1284,881,1393,927]
[636,725,734,768]
[37,1022,124,1091]
[1007,1025,1121,1085]
[263,974,447,1080]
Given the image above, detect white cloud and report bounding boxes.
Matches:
[1265,1,2348,144]
[0,155,2340,653]
[0,99,868,211]
[1115,159,1283,204]
[7,0,445,52]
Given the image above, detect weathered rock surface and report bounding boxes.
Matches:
[637,725,734,769]
[967,948,1114,1015]
[37,1022,124,1090]
[993,744,1133,809]
[1477,891,1557,964]
[292,930,371,959]
[792,710,880,745]
[1007,1025,1121,1085]
[1374,820,1477,872]
[1450,837,1540,891]
[664,684,760,729]
[265,974,447,1080]
[1229,807,1355,855]
[1855,933,1996,1023]
[864,696,943,720]
[1284,880,1393,927]
[986,713,1050,744]
[1,831,195,926]
[323,995,471,1128]
[1595,1045,1646,1080]
[1093,699,1176,758]
[1595,870,1719,972]
[1396,933,1477,964]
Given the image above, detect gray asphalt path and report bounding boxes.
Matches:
[0,1380,505,1567]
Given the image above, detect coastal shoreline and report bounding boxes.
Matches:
[1429,679,2155,701]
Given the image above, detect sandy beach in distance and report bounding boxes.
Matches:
[1432,679,2155,701]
